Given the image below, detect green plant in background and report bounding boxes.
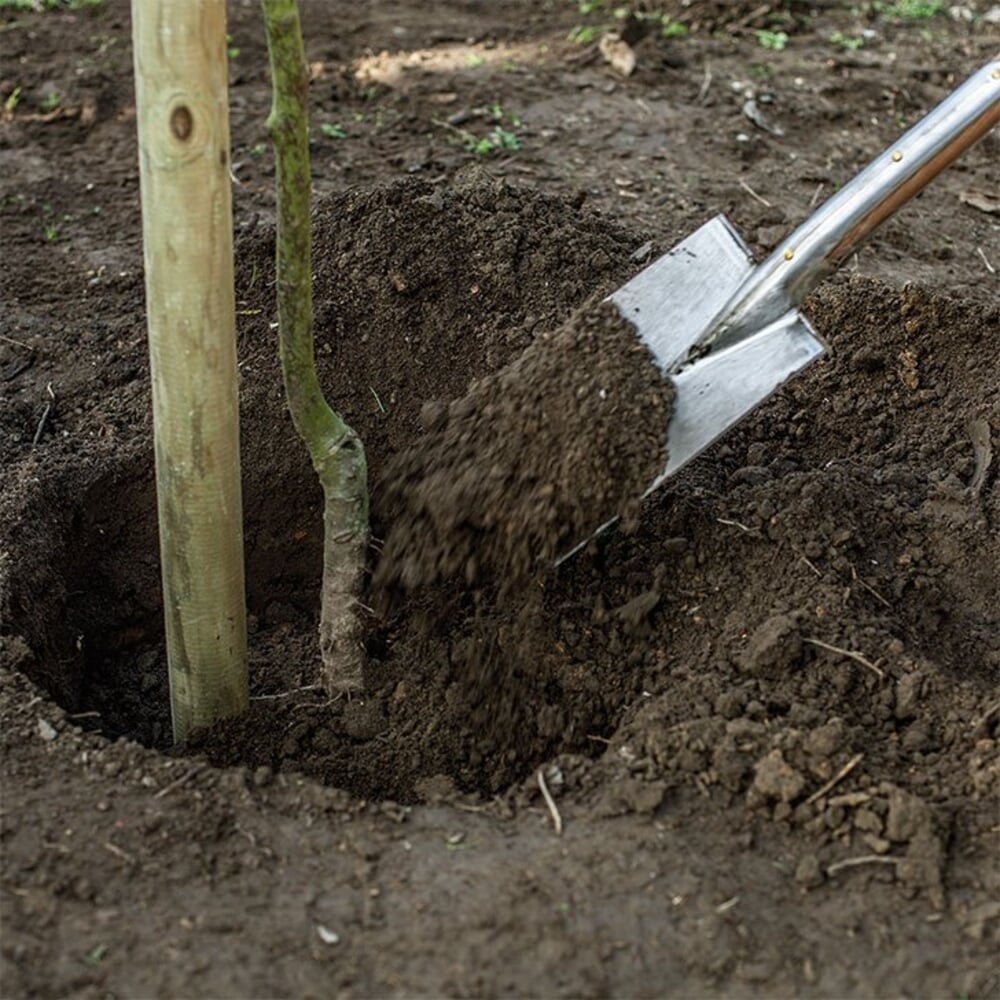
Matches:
[320,121,346,139]
[567,0,617,43]
[226,33,240,59]
[3,87,21,114]
[488,102,520,126]
[871,0,942,18]
[469,125,521,156]
[830,29,865,50]
[434,102,523,157]
[755,28,789,50]
[474,104,522,155]
[40,201,63,242]
[567,0,689,44]
[0,0,103,8]
[568,23,604,43]
[82,943,108,967]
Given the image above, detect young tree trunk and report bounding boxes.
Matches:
[261,0,369,692]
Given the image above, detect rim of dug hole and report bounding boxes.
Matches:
[1,175,997,812]
[0,175,678,801]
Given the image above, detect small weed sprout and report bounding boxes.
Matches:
[829,30,865,50]
[436,102,524,157]
[469,126,521,156]
[872,0,942,18]
[488,102,521,127]
[754,29,789,51]
[320,122,346,139]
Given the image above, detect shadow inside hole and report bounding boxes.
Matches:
[5,445,620,802]
[2,177,683,799]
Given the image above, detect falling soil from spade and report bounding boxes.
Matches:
[375,298,675,596]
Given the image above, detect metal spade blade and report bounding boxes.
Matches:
[560,60,999,561]
[616,59,999,489]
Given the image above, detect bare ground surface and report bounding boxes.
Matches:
[1,1,999,997]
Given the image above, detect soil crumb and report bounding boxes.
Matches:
[375,300,675,595]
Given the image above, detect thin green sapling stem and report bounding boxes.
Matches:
[261,0,369,692]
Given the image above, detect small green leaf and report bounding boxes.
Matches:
[874,0,942,19]
[320,122,346,139]
[754,29,789,51]
[568,24,602,44]
[829,30,865,51]
[83,943,108,966]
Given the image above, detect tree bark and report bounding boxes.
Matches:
[261,0,369,692]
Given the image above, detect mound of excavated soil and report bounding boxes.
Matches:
[234,169,646,483]
[3,174,998,916]
[3,175,663,796]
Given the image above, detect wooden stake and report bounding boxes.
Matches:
[131,0,248,741]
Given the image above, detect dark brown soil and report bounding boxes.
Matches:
[375,298,673,594]
[2,1,999,997]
